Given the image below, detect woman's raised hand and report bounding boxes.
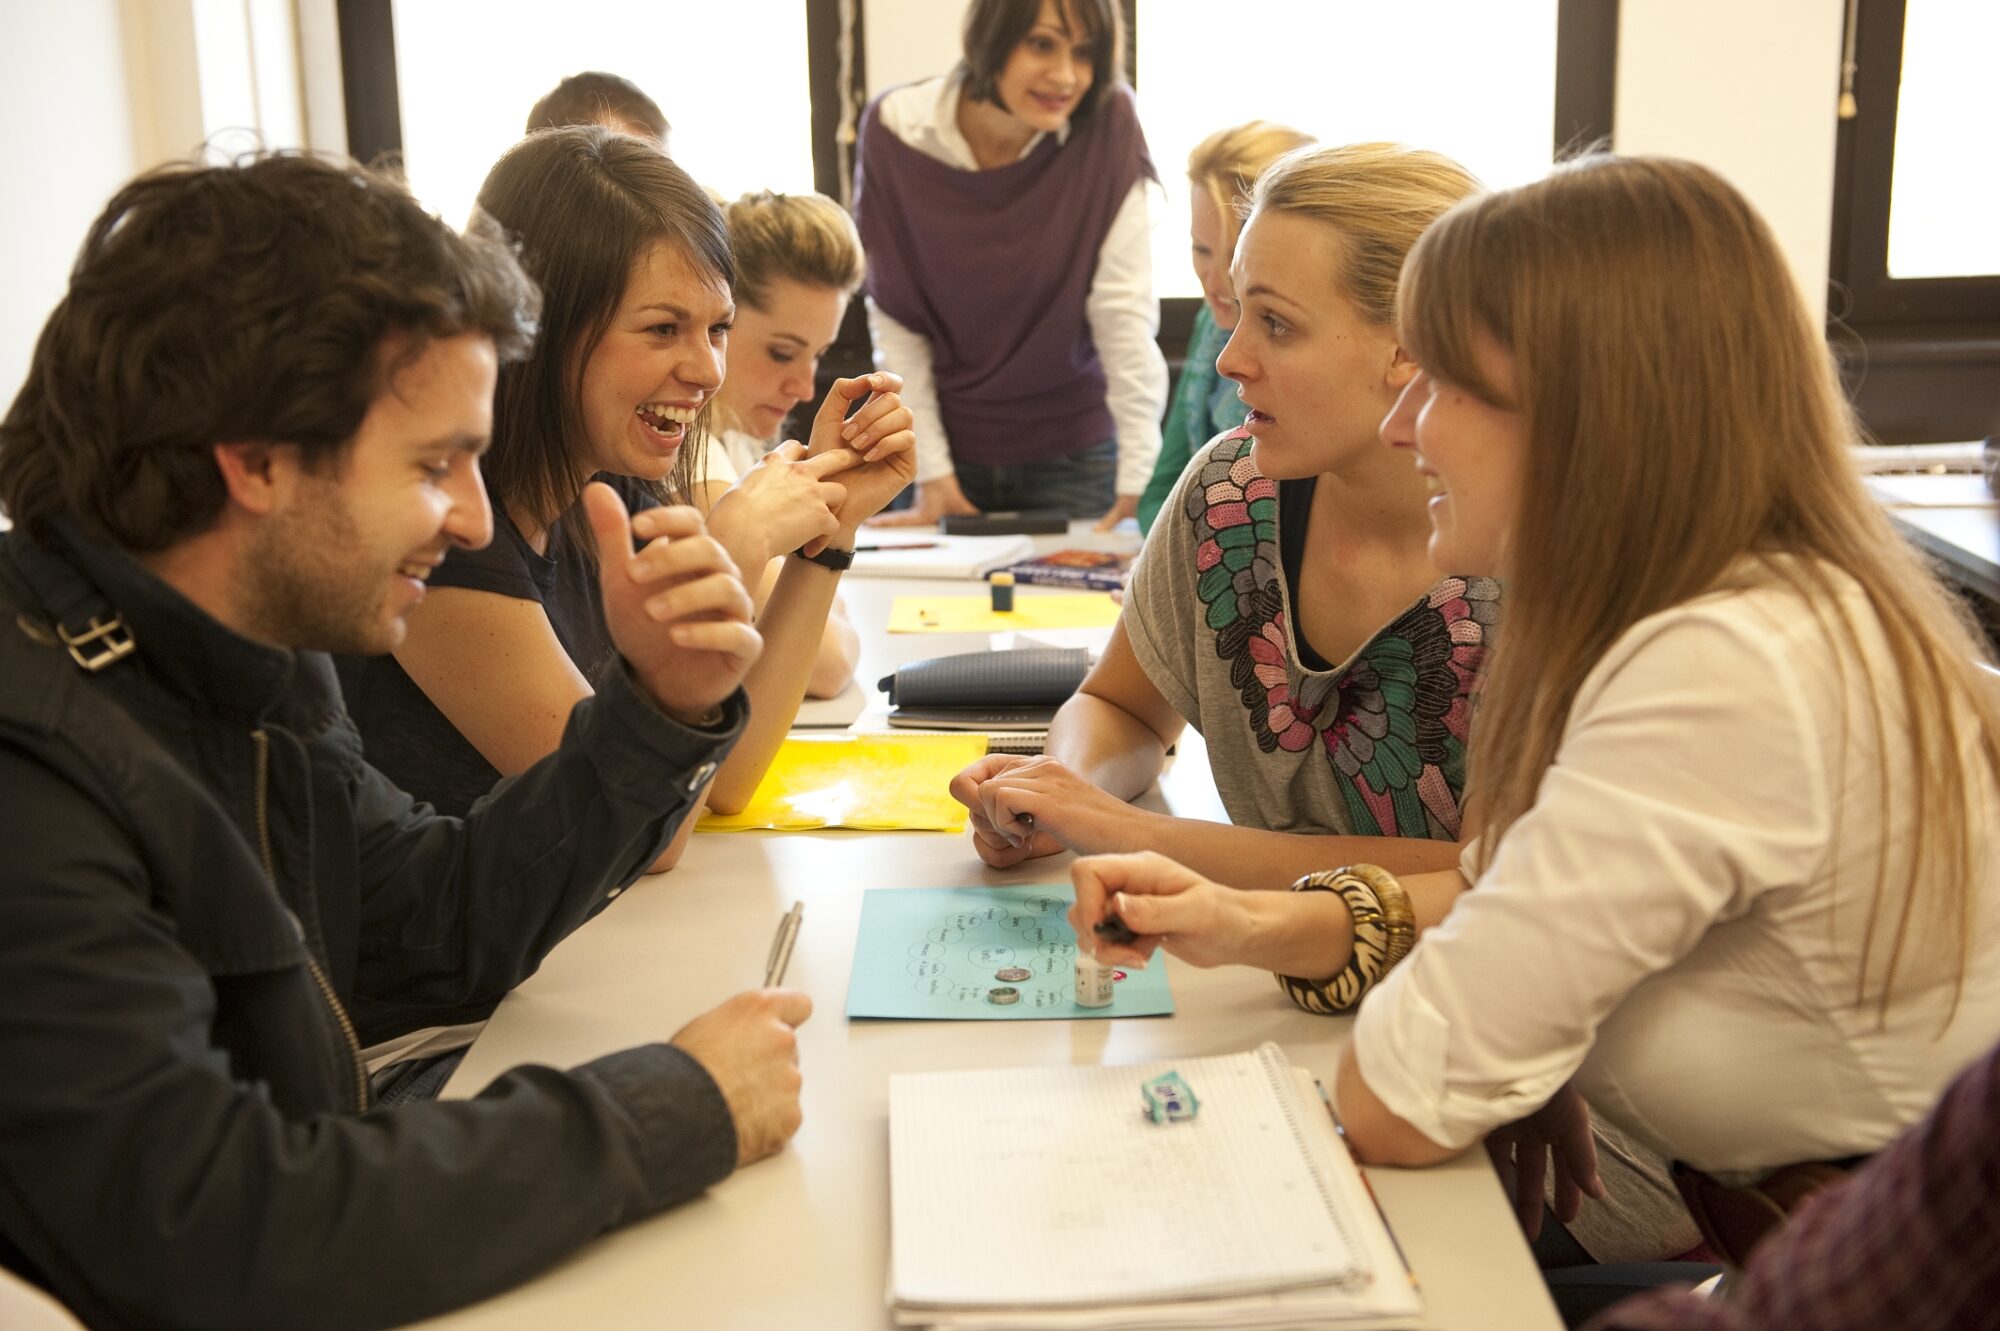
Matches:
[801,372,918,544]
[704,440,847,571]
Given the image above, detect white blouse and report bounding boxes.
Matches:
[1353,564,2000,1178]
[696,427,768,488]
[864,74,1166,496]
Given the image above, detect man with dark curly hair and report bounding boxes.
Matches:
[0,152,807,1330]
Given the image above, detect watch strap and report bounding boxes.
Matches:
[793,544,853,572]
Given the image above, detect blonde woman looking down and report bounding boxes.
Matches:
[952,144,1493,891]
[1069,157,2000,1256]
[691,190,883,699]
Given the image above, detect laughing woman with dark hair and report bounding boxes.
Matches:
[338,128,916,851]
[857,0,1165,529]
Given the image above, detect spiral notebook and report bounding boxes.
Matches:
[888,1044,1420,1330]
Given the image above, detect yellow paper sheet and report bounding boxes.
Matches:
[887,592,1123,634]
[697,733,987,832]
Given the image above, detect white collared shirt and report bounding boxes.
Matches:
[864,74,1165,495]
[1352,563,2000,1178]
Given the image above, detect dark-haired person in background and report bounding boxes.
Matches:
[858,0,1166,528]
[0,152,809,1330]
[527,69,669,146]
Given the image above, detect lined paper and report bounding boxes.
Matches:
[889,1046,1365,1309]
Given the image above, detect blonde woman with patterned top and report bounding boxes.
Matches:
[952,143,1493,891]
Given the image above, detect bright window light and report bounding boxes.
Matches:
[391,0,816,231]
[1887,0,2000,279]
[1135,0,1559,298]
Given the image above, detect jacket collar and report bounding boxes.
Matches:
[11,519,307,724]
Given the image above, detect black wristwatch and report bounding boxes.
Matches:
[792,543,854,572]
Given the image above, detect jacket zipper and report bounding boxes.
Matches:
[252,728,371,1113]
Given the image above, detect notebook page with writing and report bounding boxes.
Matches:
[889,1045,1368,1309]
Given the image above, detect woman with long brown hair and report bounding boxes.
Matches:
[1067,155,2000,1252]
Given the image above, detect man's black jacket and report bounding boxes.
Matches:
[0,522,746,1330]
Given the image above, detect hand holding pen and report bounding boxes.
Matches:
[668,905,810,1168]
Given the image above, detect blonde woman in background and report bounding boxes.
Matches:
[1069,155,2000,1270]
[1136,120,1315,534]
[694,190,881,700]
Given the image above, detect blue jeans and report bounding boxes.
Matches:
[953,438,1116,518]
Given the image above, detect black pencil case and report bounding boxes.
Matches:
[877,648,1090,708]
[938,510,1070,536]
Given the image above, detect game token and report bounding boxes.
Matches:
[987,986,1021,1005]
[994,966,1033,983]
[1075,955,1114,1008]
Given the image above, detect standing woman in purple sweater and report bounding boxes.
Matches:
[858,0,1167,529]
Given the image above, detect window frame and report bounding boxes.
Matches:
[333,0,854,184]
[1830,0,2000,327]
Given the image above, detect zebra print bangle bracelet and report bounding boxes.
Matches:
[1275,865,1417,1014]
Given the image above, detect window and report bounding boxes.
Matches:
[1828,0,2000,444]
[334,0,1609,380]
[1133,0,1562,300]
[384,0,815,228]
[1882,1,2000,280]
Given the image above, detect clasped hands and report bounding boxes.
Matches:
[705,372,917,568]
[949,754,1147,868]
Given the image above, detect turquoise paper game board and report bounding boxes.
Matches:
[846,885,1175,1020]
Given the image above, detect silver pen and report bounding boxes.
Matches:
[763,902,803,987]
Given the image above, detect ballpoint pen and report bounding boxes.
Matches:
[764,901,803,986]
[853,542,942,551]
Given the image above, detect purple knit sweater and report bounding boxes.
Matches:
[854,84,1153,466]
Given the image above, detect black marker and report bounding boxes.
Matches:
[1093,914,1138,947]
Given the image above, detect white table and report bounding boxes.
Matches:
[1865,470,2000,603]
[413,531,1561,1331]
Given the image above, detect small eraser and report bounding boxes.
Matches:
[1141,1071,1199,1123]
[989,571,1015,613]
